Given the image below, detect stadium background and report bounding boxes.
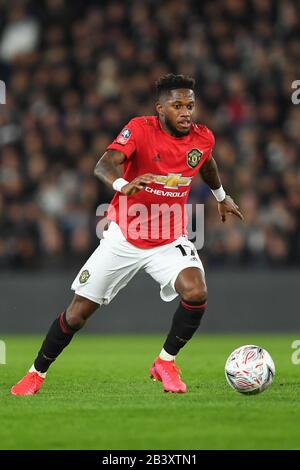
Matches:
[0,0,299,333]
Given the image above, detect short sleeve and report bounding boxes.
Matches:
[107,119,140,159]
[204,128,215,161]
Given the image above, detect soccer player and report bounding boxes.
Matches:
[11,74,243,395]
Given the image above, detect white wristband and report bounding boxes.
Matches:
[211,185,226,202]
[112,178,129,193]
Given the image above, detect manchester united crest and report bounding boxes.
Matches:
[79,270,90,284]
[187,148,203,168]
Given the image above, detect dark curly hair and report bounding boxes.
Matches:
[155,74,195,97]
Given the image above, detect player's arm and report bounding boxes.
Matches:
[94,150,155,196]
[199,157,244,223]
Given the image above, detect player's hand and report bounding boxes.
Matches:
[218,195,244,223]
[121,174,156,196]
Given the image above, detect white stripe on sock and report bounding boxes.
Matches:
[159,348,176,361]
[29,365,47,378]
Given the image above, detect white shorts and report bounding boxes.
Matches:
[71,221,204,305]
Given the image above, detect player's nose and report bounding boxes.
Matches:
[179,112,191,120]
[179,107,191,118]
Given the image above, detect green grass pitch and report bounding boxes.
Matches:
[1,334,300,450]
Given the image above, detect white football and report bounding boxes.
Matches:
[225,345,275,394]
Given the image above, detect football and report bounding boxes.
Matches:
[225,345,275,395]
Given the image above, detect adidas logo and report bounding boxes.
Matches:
[153,154,161,161]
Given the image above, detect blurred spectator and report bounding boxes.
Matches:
[0,0,299,269]
[0,3,39,61]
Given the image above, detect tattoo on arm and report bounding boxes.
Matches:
[199,157,222,189]
[94,150,126,187]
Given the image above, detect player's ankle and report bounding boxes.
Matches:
[29,365,47,378]
[159,348,176,361]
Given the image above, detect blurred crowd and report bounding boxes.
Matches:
[0,0,299,269]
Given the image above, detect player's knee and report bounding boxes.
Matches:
[65,309,86,329]
[182,284,208,304]
[65,295,99,329]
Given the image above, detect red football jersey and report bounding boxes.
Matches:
[106,116,215,248]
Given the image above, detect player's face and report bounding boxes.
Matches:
[156,89,195,137]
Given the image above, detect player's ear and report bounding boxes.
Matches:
[156,102,164,117]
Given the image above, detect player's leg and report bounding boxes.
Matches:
[11,222,143,395]
[33,294,99,373]
[11,295,99,396]
[150,267,206,394]
[161,266,207,361]
[145,238,206,393]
